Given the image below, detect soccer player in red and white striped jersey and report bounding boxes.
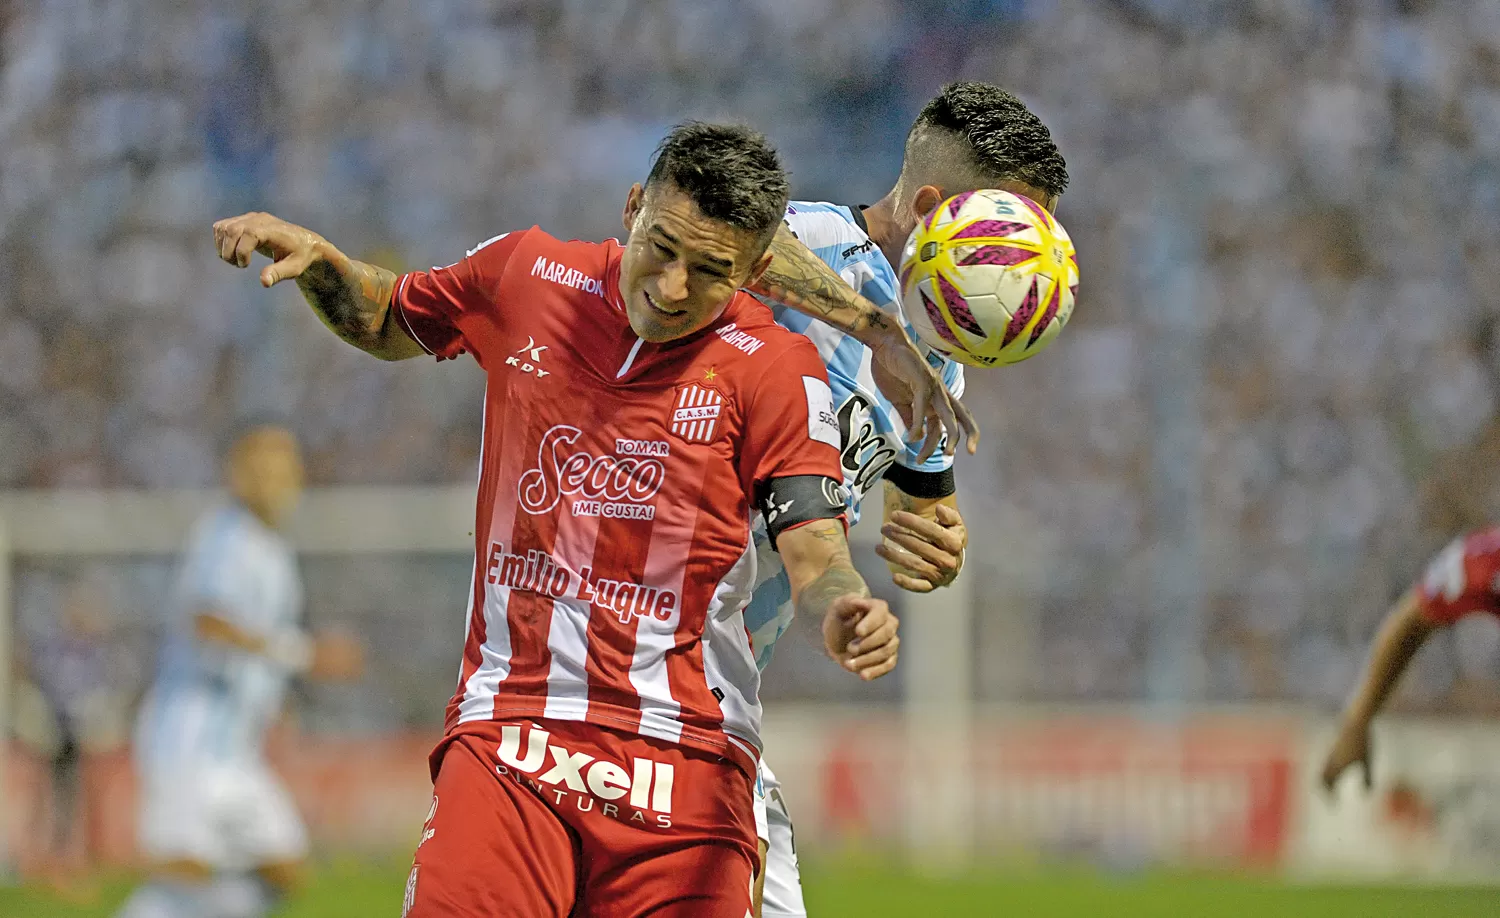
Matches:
[213,123,901,918]
[1323,527,1500,792]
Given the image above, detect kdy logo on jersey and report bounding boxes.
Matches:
[670,384,723,443]
[506,336,550,379]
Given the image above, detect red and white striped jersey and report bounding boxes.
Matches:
[1416,527,1500,625]
[392,228,843,763]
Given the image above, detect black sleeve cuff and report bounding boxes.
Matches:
[759,475,849,548]
[883,464,955,499]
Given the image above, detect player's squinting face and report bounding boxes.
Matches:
[619,183,770,342]
[228,427,305,529]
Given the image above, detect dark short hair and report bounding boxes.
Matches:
[644,122,790,251]
[908,82,1069,199]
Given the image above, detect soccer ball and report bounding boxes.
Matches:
[898,189,1078,367]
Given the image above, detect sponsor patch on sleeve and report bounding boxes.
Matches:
[803,376,840,448]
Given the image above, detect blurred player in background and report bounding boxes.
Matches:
[115,425,364,918]
[742,82,1069,916]
[213,123,902,918]
[1322,527,1500,792]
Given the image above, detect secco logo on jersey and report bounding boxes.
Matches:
[495,724,676,828]
[518,425,665,520]
[837,392,898,502]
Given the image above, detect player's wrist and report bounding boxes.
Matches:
[856,314,909,350]
[1338,705,1374,735]
[265,629,314,672]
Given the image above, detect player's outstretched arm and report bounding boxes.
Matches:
[877,482,967,593]
[194,612,365,680]
[748,223,978,460]
[212,212,425,361]
[1321,590,1437,792]
[777,518,900,681]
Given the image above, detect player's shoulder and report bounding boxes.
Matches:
[492,229,617,299]
[520,227,616,257]
[181,504,274,576]
[786,200,856,220]
[510,228,615,265]
[723,295,828,354]
[709,300,829,387]
[783,201,872,255]
[187,503,245,547]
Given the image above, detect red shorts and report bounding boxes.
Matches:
[402,718,758,918]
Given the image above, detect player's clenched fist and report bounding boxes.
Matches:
[823,595,900,681]
[212,212,330,287]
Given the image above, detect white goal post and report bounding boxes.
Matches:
[0,487,972,873]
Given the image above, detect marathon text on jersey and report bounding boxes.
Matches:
[530,256,606,296]
[714,322,765,356]
[496,724,675,828]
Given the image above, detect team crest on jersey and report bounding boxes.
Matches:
[670,384,724,443]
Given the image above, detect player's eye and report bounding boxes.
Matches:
[653,242,673,258]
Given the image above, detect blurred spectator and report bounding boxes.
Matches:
[13,574,126,885]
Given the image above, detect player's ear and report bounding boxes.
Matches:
[912,184,946,224]
[745,249,775,288]
[623,183,646,235]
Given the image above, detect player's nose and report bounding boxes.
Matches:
[657,261,689,302]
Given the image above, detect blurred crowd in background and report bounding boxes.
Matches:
[6,0,1500,761]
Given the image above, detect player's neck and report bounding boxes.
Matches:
[233,496,282,532]
[860,196,903,267]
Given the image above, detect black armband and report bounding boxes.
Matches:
[759,475,849,547]
[883,463,956,499]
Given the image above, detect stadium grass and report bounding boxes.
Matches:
[2,857,1495,917]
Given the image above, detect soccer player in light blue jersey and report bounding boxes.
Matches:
[116,425,363,918]
[744,82,1070,917]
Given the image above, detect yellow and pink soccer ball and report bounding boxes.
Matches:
[899,189,1078,367]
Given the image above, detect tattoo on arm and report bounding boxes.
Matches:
[884,480,923,518]
[796,565,870,623]
[296,251,411,359]
[749,223,896,340]
[883,480,956,524]
[791,521,870,621]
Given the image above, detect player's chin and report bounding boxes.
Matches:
[627,301,693,342]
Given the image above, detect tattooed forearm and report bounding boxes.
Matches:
[796,563,871,623]
[884,480,923,518]
[781,518,872,620]
[295,250,410,360]
[883,480,956,523]
[749,223,898,342]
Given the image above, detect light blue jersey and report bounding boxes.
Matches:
[745,201,965,669]
[134,503,304,768]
